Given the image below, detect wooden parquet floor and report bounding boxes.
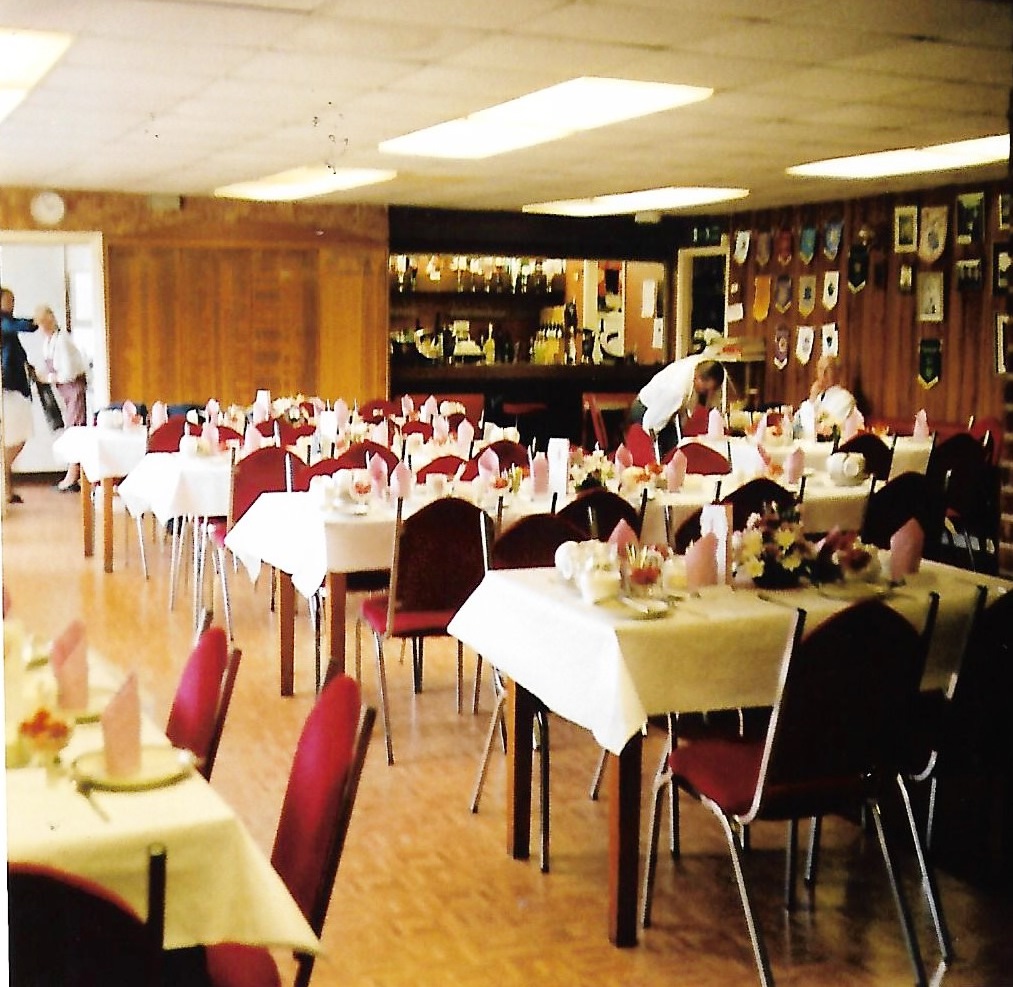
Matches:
[4,476,1013,986]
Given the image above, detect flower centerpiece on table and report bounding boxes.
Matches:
[18,706,72,765]
[813,528,882,583]
[733,501,815,589]
[569,448,616,491]
[623,543,670,596]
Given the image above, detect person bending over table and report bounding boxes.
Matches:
[629,355,725,455]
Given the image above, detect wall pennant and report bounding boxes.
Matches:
[774,274,792,313]
[798,274,817,316]
[733,230,751,265]
[773,324,790,370]
[799,226,817,264]
[821,271,840,310]
[796,325,815,365]
[776,228,793,266]
[823,220,844,261]
[755,230,772,267]
[847,243,869,293]
[917,338,942,389]
[821,322,839,358]
[918,205,947,263]
[753,275,772,321]
[955,192,984,245]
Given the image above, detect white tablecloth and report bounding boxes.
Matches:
[448,563,1009,756]
[6,655,319,954]
[117,452,232,524]
[52,425,147,482]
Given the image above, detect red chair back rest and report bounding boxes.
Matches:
[401,420,434,439]
[147,416,193,453]
[491,513,587,569]
[721,477,795,531]
[682,405,710,437]
[291,458,344,492]
[460,440,528,480]
[415,455,467,480]
[557,488,643,539]
[837,432,894,482]
[232,446,291,524]
[254,419,278,438]
[333,441,400,473]
[677,441,731,475]
[623,423,657,466]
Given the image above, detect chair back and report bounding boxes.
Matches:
[415,454,467,480]
[216,425,243,446]
[401,420,434,440]
[270,675,375,987]
[837,431,895,481]
[747,600,935,823]
[165,625,241,780]
[861,471,942,549]
[583,393,611,450]
[623,422,658,465]
[967,415,1003,466]
[927,431,993,520]
[228,445,293,528]
[557,487,644,539]
[277,419,316,448]
[490,513,587,570]
[721,477,795,531]
[460,440,529,480]
[254,419,279,439]
[147,415,194,453]
[670,441,731,474]
[332,440,400,473]
[359,398,398,421]
[9,845,167,986]
[670,507,703,552]
[407,392,485,424]
[290,457,345,492]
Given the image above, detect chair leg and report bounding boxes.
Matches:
[897,774,954,962]
[707,799,775,987]
[925,776,938,851]
[640,767,671,929]
[215,545,233,642]
[133,515,149,580]
[354,617,363,683]
[536,709,550,874]
[311,592,322,694]
[472,653,483,714]
[412,638,424,694]
[589,748,608,800]
[470,683,506,813]
[373,633,394,765]
[868,798,929,987]
[805,815,822,888]
[456,641,464,715]
[785,818,799,911]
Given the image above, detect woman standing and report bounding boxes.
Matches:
[36,305,88,491]
[1,287,37,505]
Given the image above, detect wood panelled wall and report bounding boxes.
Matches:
[0,188,389,408]
[723,180,1009,427]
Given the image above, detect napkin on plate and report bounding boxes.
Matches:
[796,400,816,442]
[685,532,719,591]
[912,409,931,441]
[477,448,500,481]
[421,395,439,422]
[201,422,219,450]
[389,461,412,500]
[607,518,638,556]
[401,394,415,416]
[707,408,725,440]
[530,452,549,495]
[51,620,88,711]
[205,398,220,423]
[367,453,389,488]
[121,399,137,424]
[149,400,168,431]
[665,450,687,492]
[369,419,389,447]
[101,672,141,779]
[433,415,450,443]
[889,518,924,581]
[841,408,865,442]
[614,443,634,469]
[334,399,350,430]
[457,418,475,454]
[243,423,262,455]
[251,403,269,425]
[784,446,805,484]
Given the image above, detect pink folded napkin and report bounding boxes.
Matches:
[685,532,719,591]
[665,450,687,492]
[457,418,475,452]
[707,408,725,440]
[121,399,137,423]
[421,395,439,422]
[51,620,88,711]
[477,448,500,481]
[752,415,767,444]
[101,673,141,779]
[367,453,389,488]
[369,419,389,447]
[912,409,930,441]
[784,446,805,484]
[608,519,638,556]
[889,518,924,581]
[205,398,220,423]
[401,394,415,416]
[433,415,450,443]
[530,452,549,495]
[615,443,634,469]
[389,461,412,500]
[841,408,865,442]
[243,423,262,455]
[201,422,220,449]
[252,403,269,425]
[149,401,168,431]
[334,399,350,429]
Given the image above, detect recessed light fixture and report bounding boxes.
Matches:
[214,165,397,202]
[0,28,73,126]
[379,77,713,160]
[523,186,749,217]
[787,135,1009,180]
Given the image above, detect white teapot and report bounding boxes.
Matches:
[826,451,866,486]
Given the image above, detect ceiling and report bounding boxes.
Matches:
[3,0,1012,215]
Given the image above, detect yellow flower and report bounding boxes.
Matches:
[740,529,764,556]
[743,557,766,579]
[774,526,797,551]
[781,552,803,571]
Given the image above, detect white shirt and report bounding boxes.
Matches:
[637,351,720,433]
[42,330,87,383]
[812,384,856,427]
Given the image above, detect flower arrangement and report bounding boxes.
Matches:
[814,528,881,583]
[439,400,466,416]
[569,449,616,491]
[623,543,671,594]
[19,706,72,761]
[733,501,815,588]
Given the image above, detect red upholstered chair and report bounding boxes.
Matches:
[640,600,936,986]
[837,431,895,482]
[360,497,493,764]
[254,419,279,439]
[289,457,345,492]
[276,419,316,449]
[147,415,196,453]
[415,455,467,480]
[165,625,241,781]
[557,487,646,540]
[459,439,530,480]
[720,477,796,531]
[331,440,400,474]
[623,422,658,466]
[9,846,167,986]
[665,440,731,474]
[401,419,434,441]
[199,675,375,987]
[359,398,398,421]
[861,471,943,551]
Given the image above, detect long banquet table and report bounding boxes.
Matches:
[447,561,1011,947]
[51,425,148,573]
[6,655,319,954]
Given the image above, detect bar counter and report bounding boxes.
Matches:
[390,361,658,446]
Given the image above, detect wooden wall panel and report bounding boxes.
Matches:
[724,181,1008,427]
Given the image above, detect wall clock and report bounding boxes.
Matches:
[30,191,66,226]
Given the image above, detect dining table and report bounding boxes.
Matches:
[447,560,1011,948]
[5,646,319,954]
[51,424,148,573]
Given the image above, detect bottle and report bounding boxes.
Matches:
[484,322,496,364]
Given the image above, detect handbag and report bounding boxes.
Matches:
[33,376,65,431]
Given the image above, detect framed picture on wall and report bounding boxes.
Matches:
[993,242,1012,293]
[917,270,944,322]
[956,191,985,245]
[956,258,983,292]
[893,205,917,253]
[898,263,914,293]
[996,313,1009,374]
[999,193,1012,231]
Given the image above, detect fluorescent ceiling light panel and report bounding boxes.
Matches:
[379,77,712,159]
[523,186,749,217]
[788,135,1009,179]
[215,165,397,201]
[0,28,73,126]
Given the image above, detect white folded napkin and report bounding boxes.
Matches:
[457,418,475,453]
[433,415,450,443]
[243,423,262,455]
[149,401,168,431]
[401,394,415,416]
[707,408,725,439]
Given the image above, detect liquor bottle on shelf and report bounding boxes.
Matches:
[483,323,496,364]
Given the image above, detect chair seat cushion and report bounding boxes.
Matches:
[204,942,281,987]
[205,517,228,548]
[670,737,763,817]
[360,595,456,637]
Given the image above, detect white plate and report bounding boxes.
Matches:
[71,746,196,791]
[817,580,892,602]
[614,596,672,619]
